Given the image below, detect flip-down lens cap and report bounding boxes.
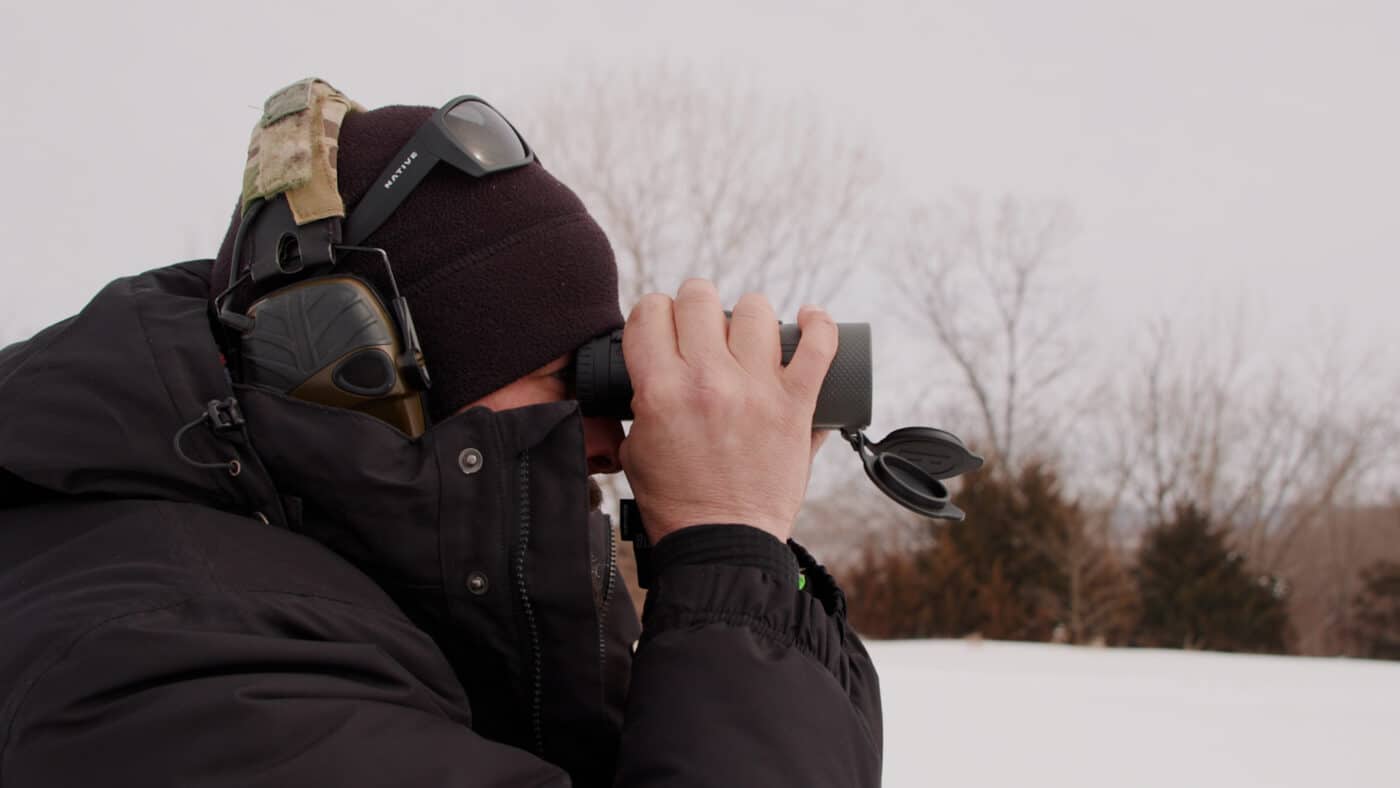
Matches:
[844,426,984,520]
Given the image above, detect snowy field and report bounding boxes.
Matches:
[868,640,1400,787]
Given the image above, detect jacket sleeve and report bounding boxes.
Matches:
[1,594,574,788]
[3,535,881,788]
[614,524,883,787]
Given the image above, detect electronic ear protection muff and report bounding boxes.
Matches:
[213,81,534,439]
[216,193,433,438]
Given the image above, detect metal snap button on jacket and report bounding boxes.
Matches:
[458,448,483,475]
[467,571,489,595]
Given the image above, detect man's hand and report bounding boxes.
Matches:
[618,279,838,544]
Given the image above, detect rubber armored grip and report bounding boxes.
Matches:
[575,322,872,430]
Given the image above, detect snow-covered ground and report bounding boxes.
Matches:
[868,640,1400,787]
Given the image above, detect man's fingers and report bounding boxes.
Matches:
[783,305,839,404]
[728,292,780,375]
[622,293,680,384]
[672,279,728,365]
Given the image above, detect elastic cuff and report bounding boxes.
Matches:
[651,524,800,584]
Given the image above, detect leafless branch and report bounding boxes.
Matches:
[518,65,885,317]
[893,193,1083,475]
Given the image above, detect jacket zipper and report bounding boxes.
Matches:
[513,451,544,755]
[597,517,617,680]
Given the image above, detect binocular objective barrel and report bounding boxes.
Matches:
[574,323,872,430]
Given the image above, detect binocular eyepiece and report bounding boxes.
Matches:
[573,323,874,430]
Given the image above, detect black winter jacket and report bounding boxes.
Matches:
[0,261,882,786]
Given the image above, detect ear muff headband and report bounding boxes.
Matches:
[216,79,430,437]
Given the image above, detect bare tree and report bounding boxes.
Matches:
[892,192,1087,476]
[517,65,886,316]
[1040,511,1139,646]
[1114,314,1251,528]
[1113,314,1388,564]
[1106,310,1399,653]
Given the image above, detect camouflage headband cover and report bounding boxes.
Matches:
[241,78,365,224]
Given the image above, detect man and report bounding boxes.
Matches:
[0,83,881,786]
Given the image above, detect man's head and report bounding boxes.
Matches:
[213,100,624,426]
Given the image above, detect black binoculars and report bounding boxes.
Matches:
[573,323,872,430]
[580,319,987,588]
[576,320,983,525]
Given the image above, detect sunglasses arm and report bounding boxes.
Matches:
[343,147,440,246]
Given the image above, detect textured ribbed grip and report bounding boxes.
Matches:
[575,323,872,430]
[780,322,872,429]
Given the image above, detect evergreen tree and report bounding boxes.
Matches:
[1133,504,1291,653]
[938,462,1074,640]
[1349,560,1400,660]
[846,461,1137,644]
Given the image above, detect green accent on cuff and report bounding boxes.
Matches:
[797,572,807,591]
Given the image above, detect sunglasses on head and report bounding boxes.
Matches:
[221,95,534,298]
[343,96,535,245]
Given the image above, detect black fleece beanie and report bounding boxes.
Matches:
[212,104,623,422]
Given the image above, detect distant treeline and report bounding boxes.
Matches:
[834,463,1400,658]
[530,68,1400,660]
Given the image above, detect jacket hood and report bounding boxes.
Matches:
[0,262,251,508]
[0,262,602,590]
[0,261,637,784]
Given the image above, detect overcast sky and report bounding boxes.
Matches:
[2,0,1395,371]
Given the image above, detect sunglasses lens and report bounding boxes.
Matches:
[443,100,529,169]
